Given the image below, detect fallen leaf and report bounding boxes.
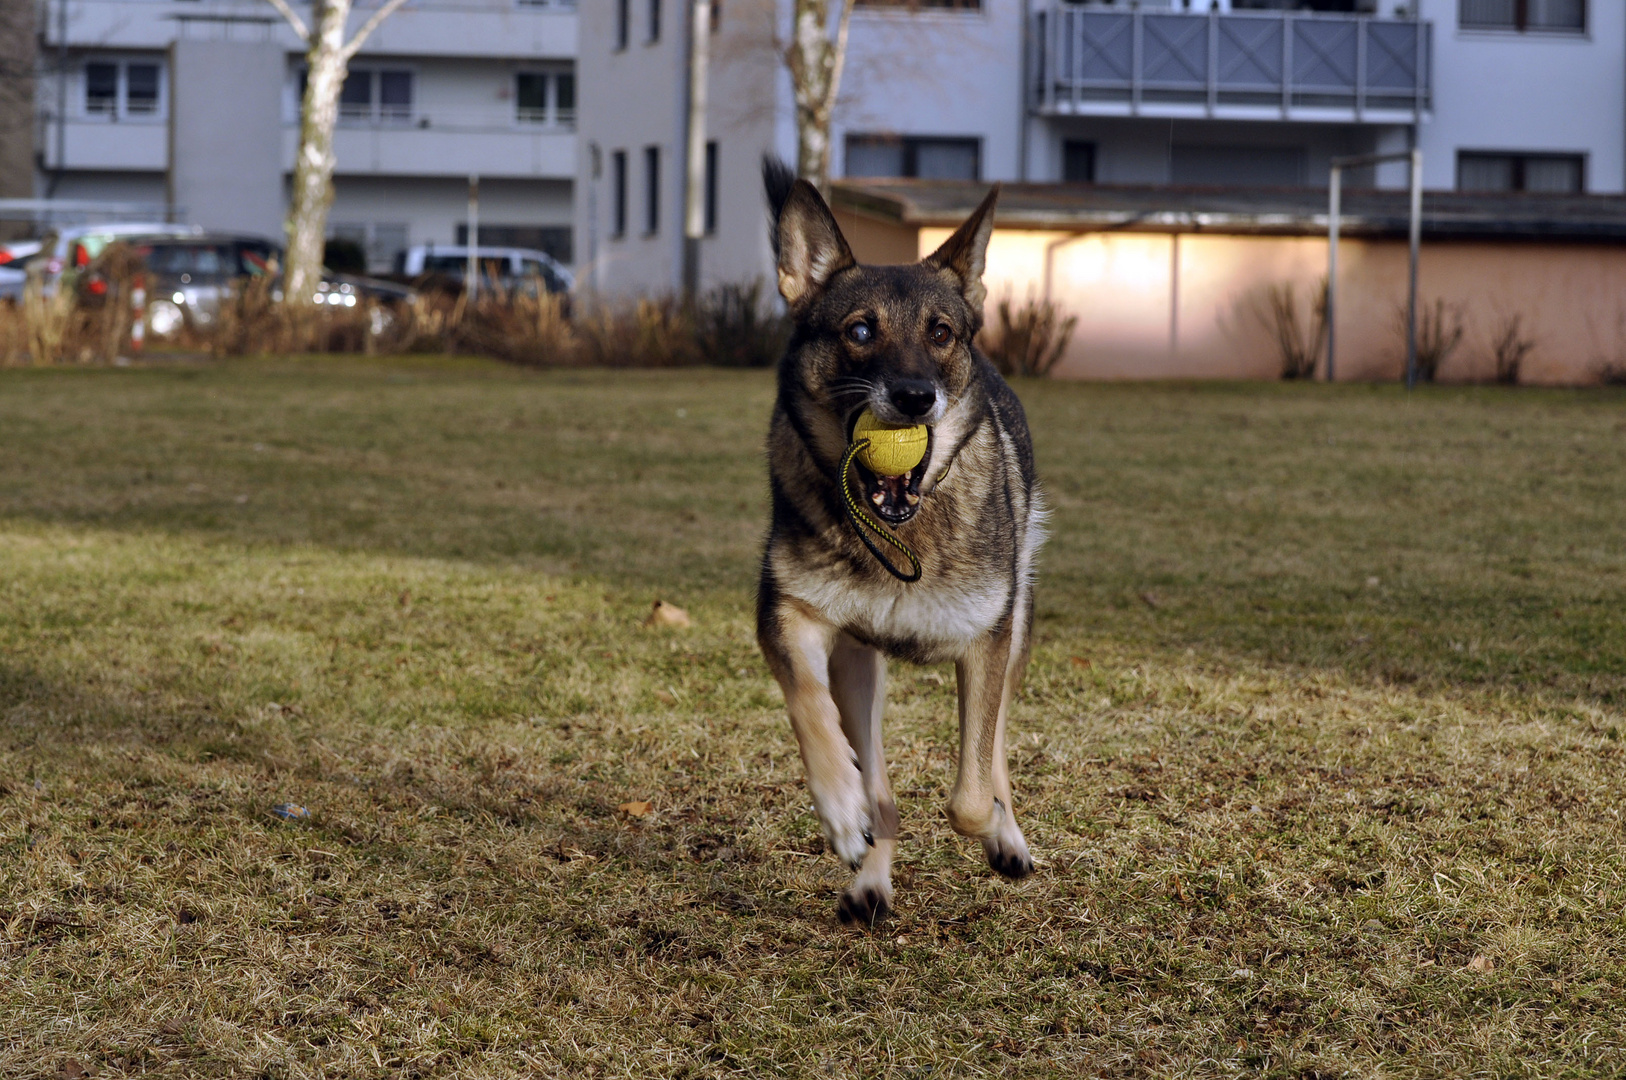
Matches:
[644,599,691,629]
[618,800,653,818]
[1467,955,1494,973]
[1069,656,1092,669]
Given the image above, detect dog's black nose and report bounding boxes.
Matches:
[888,380,936,420]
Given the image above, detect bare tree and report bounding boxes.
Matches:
[784,0,853,191]
[266,0,411,304]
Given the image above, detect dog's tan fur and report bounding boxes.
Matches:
[756,164,1045,923]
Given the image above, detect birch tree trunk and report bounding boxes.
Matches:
[267,0,412,304]
[286,0,352,304]
[784,0,852,193]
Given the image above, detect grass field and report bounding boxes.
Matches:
[3,356,1625,1078]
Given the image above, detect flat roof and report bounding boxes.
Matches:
[830,180,1626,243]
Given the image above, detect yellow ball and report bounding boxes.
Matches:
[853,409,928,477]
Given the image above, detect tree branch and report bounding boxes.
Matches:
[343,0,413,60]
[265,0,310,42]
[827,0,853,115]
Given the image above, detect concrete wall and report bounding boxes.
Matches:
[884,223,1626,386]
[576,0,783,299]
[1419,0,1626,194]
[836,2,1026,181]
[575,0,686,296]
[169,39,285,238]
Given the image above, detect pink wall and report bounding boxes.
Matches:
[879,224,1626,386]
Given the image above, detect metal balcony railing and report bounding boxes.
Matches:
[1032,6,1431,122]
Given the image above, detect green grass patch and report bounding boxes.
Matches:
[3,356,1625,1077]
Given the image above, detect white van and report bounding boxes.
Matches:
[395,244,573,295]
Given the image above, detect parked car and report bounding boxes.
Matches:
[396,244,573,296]
[113,234,416,336]
[18,222,205,300]
[0,239,45,301]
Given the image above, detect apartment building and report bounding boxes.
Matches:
[575,0,1625,297]
[33,0,578,270]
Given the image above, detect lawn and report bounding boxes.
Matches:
[2,356,1625,1078]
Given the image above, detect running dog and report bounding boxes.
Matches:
[756,160,1046,924]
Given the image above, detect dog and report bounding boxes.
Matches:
[756,159,1046,924]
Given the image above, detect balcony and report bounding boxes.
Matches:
[282,109,576,180]
[1032,6,1431,124]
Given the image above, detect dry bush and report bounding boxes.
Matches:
[1399,298,1465,383]
[1254,279,1326,381]
[0,300,25,365]
[1490,313,1535,386]
[455,289,575,366]
[695,280,789,368]
[0,242,144,365]
[2,267,791,370]
[979,290,1078,378]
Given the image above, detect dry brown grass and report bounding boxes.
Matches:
[2,359,1625,1077]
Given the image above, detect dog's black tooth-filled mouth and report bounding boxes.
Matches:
[847,414,933,525]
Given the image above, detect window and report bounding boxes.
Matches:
[126,64,160,115]
[378,71,412,122]
[85,63,118,115]
[1062,140,1095,183]
[845,135,980,180]
[611,150,627,238]
[517,73,547,123]
[323,69,413,124]
[616,0,629,49]
[704,140,718,235]
[648,0,661,42]
[1460,0,1585,32]
[84,59,164,120]
[1458,151,1584,193]
[518,72,575,126]
[339,72,372,120]
[644,145,660,235]
[853,0,982,8]
[556,73,575,124]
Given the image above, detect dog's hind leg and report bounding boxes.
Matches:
[947,617,1034,880]
[759,600,873,872]
[829,633,896,925]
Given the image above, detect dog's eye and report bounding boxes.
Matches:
[847,321,874,346]
[930,322,953,346]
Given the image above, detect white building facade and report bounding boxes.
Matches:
[575,0,1625,297]
[34,0,578,270]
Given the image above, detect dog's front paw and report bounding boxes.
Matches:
[810,764,872,869]
[837,882,892,926]
[981,799,1034,880]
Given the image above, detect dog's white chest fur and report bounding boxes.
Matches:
[784,561,1012,655]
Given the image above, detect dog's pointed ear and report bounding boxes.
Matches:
[772,179,856,310]
[924,184,1000,314]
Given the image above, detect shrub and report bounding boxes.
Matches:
[1254,279,1326,381]
[1399,298,1466,383]
[1490,313,1535,386]
[979,291,1078,378]
[695,281,789,368]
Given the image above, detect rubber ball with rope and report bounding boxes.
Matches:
[840,409,928,582]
